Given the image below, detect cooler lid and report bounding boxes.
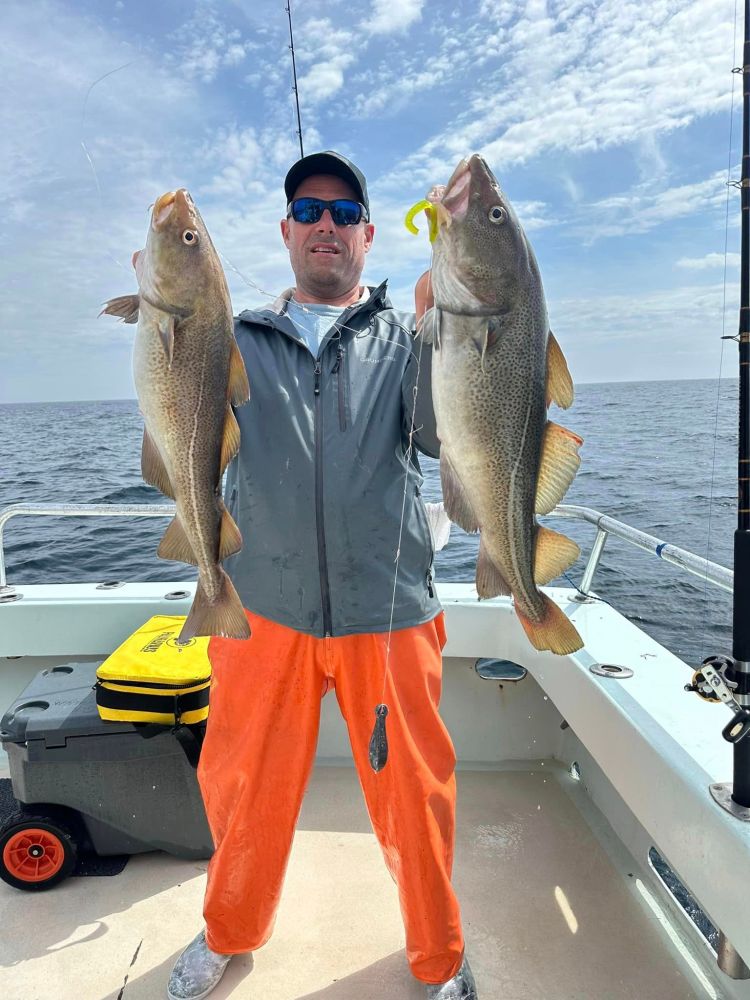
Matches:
[0,661,135,746]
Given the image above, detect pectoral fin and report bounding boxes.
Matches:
[158,313,176,367]
[533,525,580,585]
[220,405,241,475]
[417,306,441,349]
[440,451,479,533]
[546,332,574,409]
[535,421,583,514]
[141,428,175,499]
[100,294,140,324]
[471,318,502,372]
[229,340,250,405]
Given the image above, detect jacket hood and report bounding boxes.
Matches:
[237,280,391,331]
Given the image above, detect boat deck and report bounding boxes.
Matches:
[0,763,703,1000]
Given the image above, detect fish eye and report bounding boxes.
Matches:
[488,206,507,225]
[182,230,198,245]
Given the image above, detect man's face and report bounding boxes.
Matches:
[280,174,375,300]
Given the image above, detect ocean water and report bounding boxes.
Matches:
[0,378,739,667]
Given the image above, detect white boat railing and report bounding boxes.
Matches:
[0,500,733,595]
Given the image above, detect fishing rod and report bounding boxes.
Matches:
[731,0,750,811]
[688,0,750,808]
[285,0,304,159]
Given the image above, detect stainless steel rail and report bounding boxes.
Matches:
[0,502,175,588]
[552,504,733,596]
[0,500,734,595]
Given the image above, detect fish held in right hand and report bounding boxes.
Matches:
[102,188,251,642]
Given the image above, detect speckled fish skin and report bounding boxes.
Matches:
[103,189,250,641]
[426,154,583,654]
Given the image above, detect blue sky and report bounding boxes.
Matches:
[0,0,742,403]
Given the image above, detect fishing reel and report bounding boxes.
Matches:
[685,655,750,745]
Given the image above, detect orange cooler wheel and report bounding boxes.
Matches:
[0,813,78,891]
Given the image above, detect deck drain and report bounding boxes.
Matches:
[590,662,633,679]
[96,581,125,590]
[165,590,191,600]
[0,589,21,604]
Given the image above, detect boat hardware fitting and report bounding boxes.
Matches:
[690,661,750,822]
[0,586,21,604]
[589,662,633,679]
[717,932,750,980]
[474,658,527,682]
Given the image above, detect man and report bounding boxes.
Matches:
[167,151,478,1000]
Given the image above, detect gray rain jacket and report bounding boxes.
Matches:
[223,280,442,637]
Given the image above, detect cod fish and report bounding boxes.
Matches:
[422,154,583,654]
[102,189,251,642]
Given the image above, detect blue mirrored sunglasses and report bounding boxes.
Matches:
[287,197,369,226]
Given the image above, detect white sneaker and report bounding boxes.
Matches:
[167,929,234,1000]
[426,956,478,999]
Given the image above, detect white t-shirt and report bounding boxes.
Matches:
[285,289,370,356]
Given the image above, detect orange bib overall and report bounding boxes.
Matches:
[196,608,465,985]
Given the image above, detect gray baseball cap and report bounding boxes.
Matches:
[284,150,370,219]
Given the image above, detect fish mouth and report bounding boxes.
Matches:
[152,189,195,230]
[153,191,177,228]
[441,159,472,221]
[436,154,502,224]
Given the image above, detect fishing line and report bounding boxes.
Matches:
[700,0,739,661]
[80,59,139,275]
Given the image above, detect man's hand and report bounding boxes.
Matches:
[415,270,434,325]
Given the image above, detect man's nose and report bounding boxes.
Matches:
[315,209,336,232]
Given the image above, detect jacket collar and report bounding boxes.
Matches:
[237,280,391,333]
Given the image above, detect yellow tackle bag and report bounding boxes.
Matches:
[95,615,212,727]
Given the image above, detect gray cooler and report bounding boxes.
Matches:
[0,661,213,858]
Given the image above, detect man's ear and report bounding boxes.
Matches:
[280,218,291,248]
[364,223,375,253]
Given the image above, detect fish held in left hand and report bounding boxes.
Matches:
[421,154,583,655]
[101,189,251,642]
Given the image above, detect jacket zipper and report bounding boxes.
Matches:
[331,346,347,431]
[313,359,333,636]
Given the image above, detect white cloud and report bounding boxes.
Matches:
[167,6,257,83]
[582,171,731,240]
[378,0,736,188]
[555,281,738,382]
[295,18,356,104]
[677,252,741,269]
[365,0,424,34]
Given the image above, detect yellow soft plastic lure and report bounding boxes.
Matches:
[404,199,440,242]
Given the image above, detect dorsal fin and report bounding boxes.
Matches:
[534,525,580,585]
[218,504,243,561]
[535,421,583,515]
[229,340,250,406]
[220,406,241,476]
[546,332,574,409]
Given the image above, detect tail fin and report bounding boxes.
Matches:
[179,570,251,642]
[516,594,583,655]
